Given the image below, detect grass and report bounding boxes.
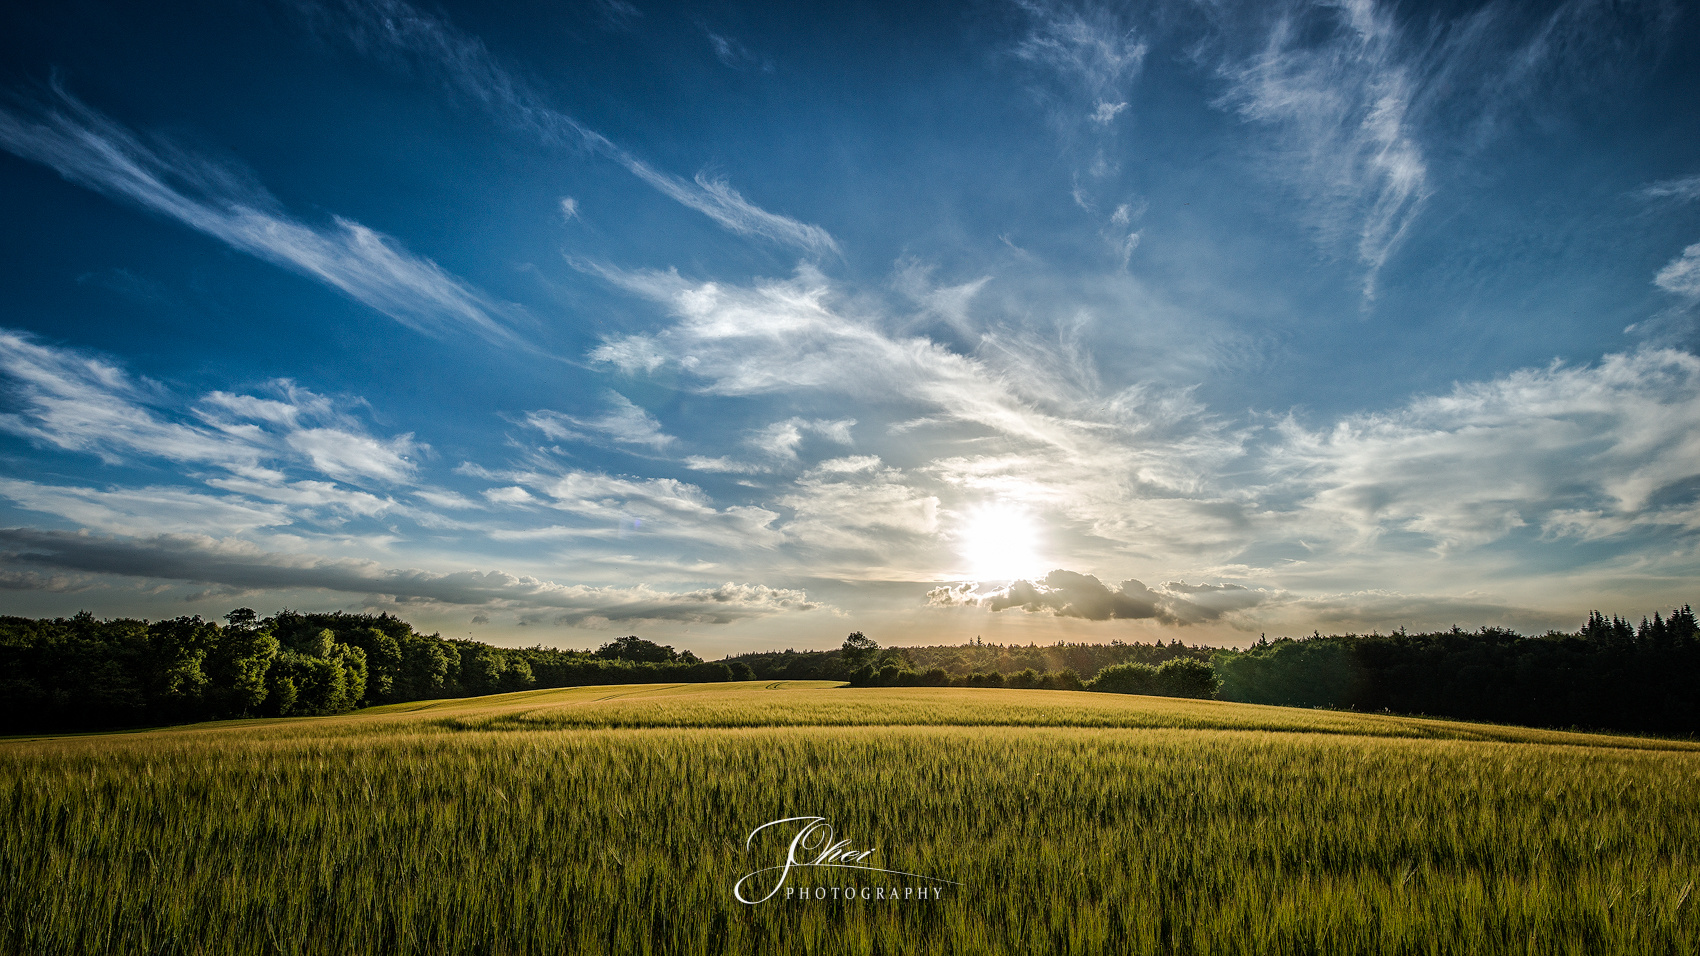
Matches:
[4,681,1700,954]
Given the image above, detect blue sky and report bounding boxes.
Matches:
[1,0,1697,652]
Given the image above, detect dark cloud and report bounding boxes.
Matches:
[928,569,1276,625]
[0,528,819,624]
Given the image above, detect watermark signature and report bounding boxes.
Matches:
[733,815,960,904]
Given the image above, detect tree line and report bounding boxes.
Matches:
[724,634,1212,683]
[0,609,742,733]
[784,631,1221,698]
[1211,606,1700,735]
[6,603,1696,735]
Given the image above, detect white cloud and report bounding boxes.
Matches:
[589,334,669,374]
[0,330,431,519]
[1014,1,1149,238]
[413,489,481,510]
[1200,0,1675,302]
[0,329,261,472]
[204,477,398,518]
[1640,174,1700,203]
[624,167,839,256]
[1269,348,1700,553]
[0,89,522,345]
[1654,242,1700,298]
[284,428,420,483]
[0,478,293,536]
[559,196,580,221]
[681,456,770,474]
[531,470,714,517]
[582,263,1259,569]
[524,393,675,449]
[483,486,536,506]
[1089,100,1128,124]
[478,462,784,550]
[581,262,1114,452]
[892,258,990,337]
[778,457,940,551]
[748,417,855,459]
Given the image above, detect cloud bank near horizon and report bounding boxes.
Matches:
[0,528,823,626]
[928,570,1275,626]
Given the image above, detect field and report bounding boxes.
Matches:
[4,682,1700,955]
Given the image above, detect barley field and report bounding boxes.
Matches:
[4,681,1699,955]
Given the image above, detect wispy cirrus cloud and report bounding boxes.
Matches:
[1012,0,1149,262]
[0,88,524,345]
[1210,0,1429,300]
[624,168,839,256]
[778,456,940,554]
[523,393,675,450]
[1640,174,1700,203]
[0,528,822,624]
[681,456,770,475]
[748,417,855,459]
[592,0,642,32]
[296,0,837,255]
[1638,170,1700,301]
[467,459,784,551]
[1015,0,1147,118]
[1655,244,1700,299]
[581,262,1102,450]
[705,29,772,73]
[1203,0,1678,301]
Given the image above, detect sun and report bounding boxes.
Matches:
[958,502,1046,583]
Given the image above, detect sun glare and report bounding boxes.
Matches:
[958,503,1046,583]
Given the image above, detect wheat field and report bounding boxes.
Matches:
[4,681,1699,954]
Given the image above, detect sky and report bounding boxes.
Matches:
[0,0,1698,654]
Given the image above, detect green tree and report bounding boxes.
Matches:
[144,617,215,719]
[264,651,306,716]
[337,627,402,703]
[203,620,278,717]
[498,655,535,692]
[332,642,369,710]
[1154,657,1220,699]
[595,635,695,663]
[455,643,504,695]
[395,634,452,700]
[1090,662,1157,695]
[841,631,878,670]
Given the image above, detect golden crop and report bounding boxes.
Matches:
[4,682,1698,954]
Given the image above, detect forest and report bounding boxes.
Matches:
[0,610,739,733]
